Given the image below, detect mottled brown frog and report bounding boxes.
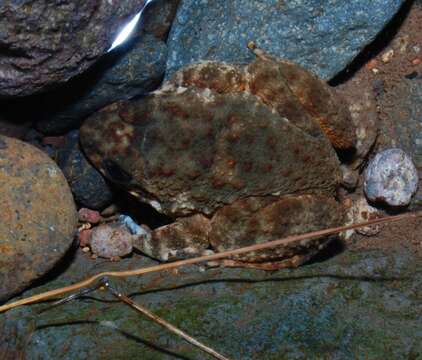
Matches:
[80,44,355,269]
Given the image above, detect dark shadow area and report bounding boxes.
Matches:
[304,237,346,265]
[336,147,357,165]
[329,0,415,86]
[0,30,163,135]
[113,188,174,229]
[34,320,195,360]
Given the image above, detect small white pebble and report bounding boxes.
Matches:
[381,49,394,63]
[364,148,418,207]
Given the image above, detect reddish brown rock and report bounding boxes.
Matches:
[78,208,102,225]
[0,135,77,301]
[89,224,133,259]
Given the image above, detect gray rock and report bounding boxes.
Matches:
[1,246,420,358]
[142,0,181,40]
[57,131,114,210]
[35,34,167,135]
[0,135,77,302]
[0,0,147,97]
[364,148,418,207]
[166,0,405,80]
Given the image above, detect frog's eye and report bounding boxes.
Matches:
[102,159,133,184]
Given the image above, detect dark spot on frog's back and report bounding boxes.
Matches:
[102,159,133,184]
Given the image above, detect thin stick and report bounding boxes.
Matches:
[1,211,420,313]
[103,279,231,360]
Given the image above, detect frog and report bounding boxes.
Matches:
[80,43,356,269]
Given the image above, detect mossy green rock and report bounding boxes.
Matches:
[1,244,421,359]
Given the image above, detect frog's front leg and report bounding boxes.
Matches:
[132,214,212,261]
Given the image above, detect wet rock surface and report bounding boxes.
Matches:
[0,135,77,301]
[0,243,420,359]
[0,0,147,97]
[56,131,114,210]
[166,0,405,81]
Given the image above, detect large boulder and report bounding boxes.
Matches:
[166,0,406,80]
[0,0,147,97]
[0,136,77,301]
